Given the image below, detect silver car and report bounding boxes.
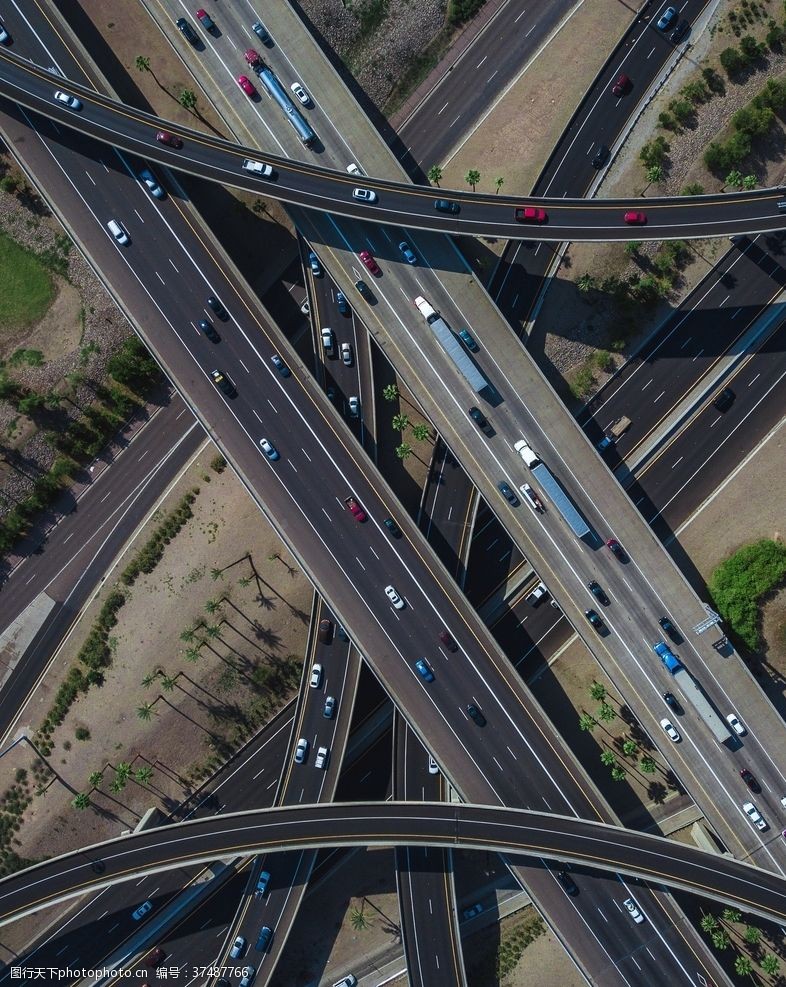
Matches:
[53,89,82,110]
[385,585,405,610]
[139,168,164,199]
[294,738,309,764]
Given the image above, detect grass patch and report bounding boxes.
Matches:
[709,538,786,649]
[0,230,55,331]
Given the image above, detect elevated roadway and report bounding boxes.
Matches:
[0,47,784,241]
[2,802,786,928]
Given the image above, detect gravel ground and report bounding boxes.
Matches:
[302,0,447,108]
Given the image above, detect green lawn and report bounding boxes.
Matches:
[0,230,55,331]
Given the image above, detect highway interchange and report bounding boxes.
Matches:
[0,0,780,984]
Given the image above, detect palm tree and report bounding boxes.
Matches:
[238,576,252,588]
[700,913,718,934]
[741,174,757,190]
[577,273,596,293]
[761,954,779,975]
[184,647,201,663]
[411,423,430,442]
[724,169,743,190]
[205,599,221,615]
[205,624,221,639]
[141,672,157,689]
[578,713,596,732]
[116,762,132,782]
[135,766,154,785]
[136,702,155,721]
[110,776,126,794]
[88,771,104,789]
[600,749,616,767]
[589,681,606,702]
[494,177,504,194]
[396,443,413,461]
[744,925,761,945]
[734,955,753,976]
[597,702,616,722]
[711,929,731,951]
[639,755,657,774]
[611,765,626,781]
[179,88,198,113]
[392,413,410,432]
[622,739,637,757]
[427,165,442,187]
[71,793,90,810]
[180,627,196,643]
[160,675,177,692]
[349,905,370,930]
[465,169,480,192]
[211,567,224,581]
[382,383,399,402]
[722,907,742,925]
[136,55,168,93]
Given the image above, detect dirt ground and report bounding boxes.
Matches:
[442,0,629,197]
[2,450,312,957]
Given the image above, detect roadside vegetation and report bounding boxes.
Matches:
[709,539,786,650]
[465,910,545,983]
[698,907,781,979]
[0,231,55,330]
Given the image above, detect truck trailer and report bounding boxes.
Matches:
[513,440,590,538]
[414,297,490,396]
[653,641,731,743]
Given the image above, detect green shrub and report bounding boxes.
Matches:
[702,66,726,94]
[75,727,90,741]
[670,99,694,124]
[739,34,764,59]
[658,111,677,130]
[720,46,747,75]
[639,136,669,169]
[732,103,774,135]
[709,539,786,649]
[682,80,709,104]
[681,182,705,196]
[211,454,227,474]
[450,0,486,24]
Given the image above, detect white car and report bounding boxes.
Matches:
[340,342,353,366]
[314,745,329,769]
[290,82,310,105]
[229,936,246,959]
[54,89,82,110]
[348,396,360,418]
[385,585,405,610]
[428,754,439,775]
[300,299,310,316]
[139,168,164,199]
[294,738,309,764]
[0,19,9,44]
[321,327,334,355]
[659,718,680,743]
[332,977,357,987]
[623,897,644,923]
[309,663,322,688]
[259,438,279,461]
[743,801,767,830]
[346,163,362,176]
[242,159,274,177]
[352,187,377,203]
[726,712,746,736]
[107,219,129,245]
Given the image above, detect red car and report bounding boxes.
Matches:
[344,496,366,522]
[155,130,182,149]
[606,538,627,561]
[624,210,647,225]
[237,75,256,97]
[514,206,548,223]
[611,73,631,97]
[359,250,380,275]
[244,48,260,67]
[195,8,215,31]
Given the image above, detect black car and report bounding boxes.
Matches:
[670,19,689,42]
[199,319,219,342]
[588,580,610,606]
[592,144,610,169]
[210,369,235,396]
[498,481,519,505]
[435,199,460,214]
[467,703,486,726]
[663,692,682,714]
[176,17,200,46]
[712,387,735,412]
[740,768,760,793]
[384,517,401,537]
[584,609,603,631]
[658,616,680,642]
[558,871,578,896]
[439,630,458,652]
[468,406,487,428]
[207,295,228,320]
[355,279,371,297]
[337,624,349,641]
